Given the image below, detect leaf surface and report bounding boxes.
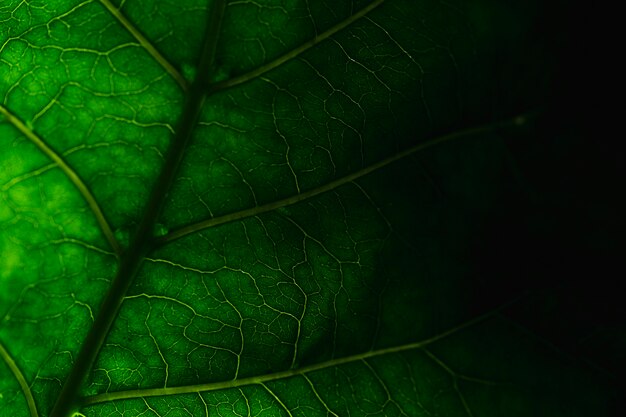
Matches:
[0,1,616,416]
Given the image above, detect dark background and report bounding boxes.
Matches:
[467,2,624,412]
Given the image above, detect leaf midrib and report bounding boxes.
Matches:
[47,2,227,416]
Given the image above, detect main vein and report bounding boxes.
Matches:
[48,2,227,417]
[97,0,189,91]
[80,308,497,405]
[0,104,121,255]
[0,339,38,417]
[159,116,522,244]
[209,0,386,93]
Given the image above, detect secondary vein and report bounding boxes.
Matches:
[0,105,121,255]
[209,0,386,93]
[158,115,522,244]
[98,0,189,91]
[0,339,39,417]
[79,307,498,405]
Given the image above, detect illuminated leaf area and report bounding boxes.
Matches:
[0,1,620,417]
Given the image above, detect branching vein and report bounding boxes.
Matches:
[0,105,121,255]
[0,340,38,417]
[159,116,522,244]
[79,308,498,405]
[97,0,189,91]
[210,0,386,92]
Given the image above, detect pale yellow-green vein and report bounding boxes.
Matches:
[261,383,295,417]
[0,340,38,417]
[159,116,522,244]
[302,374,340,417]
[0,105,121,255]
[210,0,386,92]
[79,308,498,405]
[97,0,189,91]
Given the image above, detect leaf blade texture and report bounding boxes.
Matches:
[0,1,616,417]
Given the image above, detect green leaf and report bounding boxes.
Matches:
[0,1,617,417]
